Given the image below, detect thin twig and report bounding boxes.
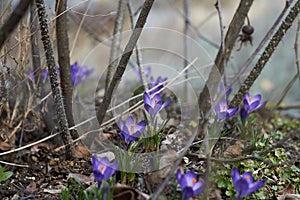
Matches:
[127,0,148,91]
[215,0,225,54]
[194,155,279,167]
[183,0,190,99]
[198,0,254,114]
[69,0,92,57]
[68,11,111,46]
[35,0,74,159]
[0,0,33,49]
[172,3,219,48]
[278,103,300,110]
[230,0,300,107]
[105,0,127,92]
[30,1,42,87]
[229,1,291,104]
[96,0,156,126]
[275,74,298,108]
[294,16,300,80]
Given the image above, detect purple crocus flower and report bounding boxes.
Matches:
[70,62,94,86]
[232,167,266,200]
[143,92,170,123]
[176,168,204,200]
[56,62,94,86]
[240,92,267,121]
[148,76,167,95]
[91,155,118,188]
[214,100,239,122]
[117,116,146,145]
[134,66,151,81]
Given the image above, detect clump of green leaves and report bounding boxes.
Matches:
[61,178,114,200]
[0,167,13,182]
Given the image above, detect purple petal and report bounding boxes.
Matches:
[144,104,152,115]
[257,101,267,109]
[240,108,249,121]
[161,97,171,109]
[226,87,232,96]
[246,180,266,196]
[135,120,146,133]
[236,178,250,198]
[231,167,240,187]
[143,92,151,105]
[242,172,254,184]
[117,118,124,130]
[248,101,260,112]
[193,181,205,196]
[244,92,250,101]
[151,94,162,106]
[177,169,183,183]
[182,187,195,200]
[251,94,262,103]
[125,116,135,128]
[219,100,229,113]
[227,107,239,118]
[184,171,198,187]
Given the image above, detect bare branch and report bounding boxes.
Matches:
[295,16,300,80]
[56,0,79,140]
[105,0,127,92]
[198,0,254,114]
[183,0,190,99]
[230,0,300,107]
[229,1,291,96]
[0,0,33,49]
[127,0,148,90]
[30,1,42,87]
[96,0,155,126]
[35,0,74,159]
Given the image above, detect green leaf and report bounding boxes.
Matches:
[291,165,300,172]
[0,168,13,182]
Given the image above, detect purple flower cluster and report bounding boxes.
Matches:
[240,92,267,121]
[232,167,265,200]
[175,166,265,200]
[91,155,118,188]
[28,62,93,87]
[143,92,170,123]
[69,62,94,86]
[176,168,204,200]
[148,76,167,95]
[117,116,146,145]
[214,92,266,123]
[214,100,239,122]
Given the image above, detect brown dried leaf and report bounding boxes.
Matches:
[224,141,244,157]
[74,140,91,158]
[113,183,149,200]
[0,141,11,151]
[25,181,36,193]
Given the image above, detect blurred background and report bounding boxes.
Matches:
[2,0,299,117]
